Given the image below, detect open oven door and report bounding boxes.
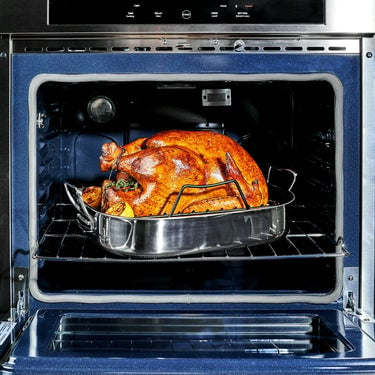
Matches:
[2,308,375,374]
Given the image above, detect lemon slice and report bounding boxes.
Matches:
[120,202,135,218]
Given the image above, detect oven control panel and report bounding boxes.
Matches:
[49,0,324,24]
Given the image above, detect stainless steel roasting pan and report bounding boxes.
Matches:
[64,168,296,258]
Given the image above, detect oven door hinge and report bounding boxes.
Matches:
[343,267,375,323]
[342,267,370,318]
[12,268,29,321]
[343,267,359,314]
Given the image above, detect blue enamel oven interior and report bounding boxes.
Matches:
[8,52,369,372]
[32,76,341,296]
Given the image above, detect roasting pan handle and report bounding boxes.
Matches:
[169,179,249,217]
[267,167,297,192]
[64,181,96,231]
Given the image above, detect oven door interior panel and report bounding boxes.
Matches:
[5,308,375,374]
[11,52,360,303]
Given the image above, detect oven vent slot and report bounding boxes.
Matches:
[66,47,87,52]
[33,203,347,263]
[307,46,325,51]
[245,46,260,51]
[88,47,108,52]
[133,46,151,51]
[23,47,44,53]
[328,46,347,51]
[155,46,173,51]
[111,46,130,52]
[15,39,359,54]
[45,47,65,53]
[262,46,281,51]
[285,47,303,51]
[49,313,352,355]
[198,46,216,51]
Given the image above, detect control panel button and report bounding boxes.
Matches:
[235,11,250,18]
[154,11,164,18]
[181,10,192,20]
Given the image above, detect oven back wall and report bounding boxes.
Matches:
[10,52,361,307]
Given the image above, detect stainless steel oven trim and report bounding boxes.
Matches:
[28,72,344,304]
[360,36,375,320]
[12,37,361,55]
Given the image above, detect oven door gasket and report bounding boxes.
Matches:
[27,72,345,305]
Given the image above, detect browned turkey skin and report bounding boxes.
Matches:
[96,130,268,216]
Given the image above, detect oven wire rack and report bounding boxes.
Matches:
[33,203,348,263]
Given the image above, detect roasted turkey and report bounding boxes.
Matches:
[83,130,268,216]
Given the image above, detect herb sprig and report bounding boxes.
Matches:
[111,178,139,192]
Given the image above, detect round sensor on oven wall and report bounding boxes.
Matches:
[87,96,116,123]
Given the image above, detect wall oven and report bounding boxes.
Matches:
[0,0,375,374]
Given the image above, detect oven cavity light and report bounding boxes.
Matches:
[87,96,116,124]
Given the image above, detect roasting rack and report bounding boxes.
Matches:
[62,168,300,257]
[33,203,348,263]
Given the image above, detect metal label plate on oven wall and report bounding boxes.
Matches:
[202,89,231,106]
